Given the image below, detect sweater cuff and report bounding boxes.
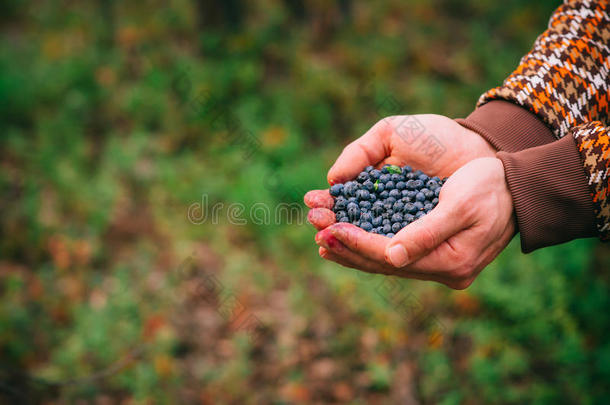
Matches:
[456,100,556,152]
[497,135,597,253]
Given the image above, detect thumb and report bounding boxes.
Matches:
[384,202,464,268]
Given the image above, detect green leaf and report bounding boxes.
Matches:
[388,165,402,174]
[374,180,379,191]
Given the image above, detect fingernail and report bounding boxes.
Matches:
[387,245,408,267]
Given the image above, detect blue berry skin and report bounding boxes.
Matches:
[418,174,429,182]
[359,200,372,210]
[434,188,441,197]
[404,203,417,214]
[396,181,406,190]
[379,174,391,183]
[406,180,416,190]
[379,190,389,199]
[360,221,373,232]
[330,184,344,197]
[348,197,358,204]
[347,207,361,220]
[356,189,370,200]
[369,194,377,203]
[390,174,402,183]
[414,170,423,177]
[402,166,412,175]
[424,203,434,212]
[334,198,347,211]
[407,190,417,199]
[381,165,390,174]
[343,182,356,197]
[363,180,375,192]
[335,210,347,220]
[413,201,424,211]
[401,190,410,198]
[415,211,425,220]
[386,232,395,238]
[360,212,373,222]
[382,218,391,226]
[405,172,416,180]
[391,222,402,233]
[347,202,359,211]
[402,221,409,228]
[339,216,350,222]
[383,201,393,211]
[372,216,383,227]
[385,180,395,190]
[357,172,370,183]
[370,169,381,180]
[389,189,401,199]
[391,213,403,223]
[372,202,384,215]
[415,192,426,202]
[381,212,390,220]
[375,183,385,193]
[364,165,374,172]
[426,180,439,189]
[412,179,424,189]
[423,189,435,199]
[432,197,439,205]
[393,201,405,212]
[385,196,397,205]
[382,224,392,234]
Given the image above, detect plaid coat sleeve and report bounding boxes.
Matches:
[479,0,610,240]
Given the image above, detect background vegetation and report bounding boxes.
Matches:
[1,0,609,403]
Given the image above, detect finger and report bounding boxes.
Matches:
[384,201,466,268]
[327,120,393,185]
[304,189,334,209]
[308,208,336,230]
[326,222,390,262]
[315,228,454,284]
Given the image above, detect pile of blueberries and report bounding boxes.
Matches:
[329,164,446,238]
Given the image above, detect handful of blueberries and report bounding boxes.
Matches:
[329,164,446,238]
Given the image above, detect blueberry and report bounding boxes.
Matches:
[347,206,361,220]
[335,211,347,220]
[339,216,350,222]
[386,233,395,238]
[415,192,426,202]
[382,218,391,226]
[414,170,423,177]
[415,211,425,220]
[348,197,358,204]
[391,174,402,183]
[404,203,417,214]
[356,189,370,200]
[424,203,434,212]
[347,202,359,211]
[379,174,391,183]
[423,189,434,199]
[402,221,409,228]
[401,190,410,198]
[426,180,439,189]
[375,183,385,193]
[434,188,441,197]
[418,174,429,182]
[343,182,357,197]
[363,180,375,192]
[432,197,439,205]
[370,169,381,180]
[381,165,390,174]
[381,212,390,220]
[330,184,344,197]
[372,202,384,215]
[405,172,416,180]
[382,224,392,234]
[413,201,424,211]
[385,180,395,190]
[359,200,372,210]
[364,165,374,172]
[360,212,373,223]
[360,221,373,232]
[396,181,406,190]
[389,189,401,199]
[412,179,424,189]
[404,214,415,223]
[357,172,370,183]
[334,198,347,211]
[393,201,405,212]
[391,222,402,233]
[379,190,389,199]
[369,194,377,203]
[372,216,383,227]
[406,180,416,190]
[391,213,403,223]
[402,166,412,175]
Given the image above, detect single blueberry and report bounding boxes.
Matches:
[382,218,391,226]
[418,174,429,182]
[375,183,385,193]
[335,211,347,220]
[357,172,370,183]
[391,222,402,233]
[390,174,402,183]
[334,198,347,211]
[404,214,415,223]
[426,180,439,189]
[347,207,361,220]
[360,221,373,232]
[330,184,344,197]
[391,213,403,223]
[432,197,439,205]
[413,201,424,211]
[364,165,374,172]
[359,200,372,209]
[379,190,389,199]
[372,202,384,215]
[360,212,373,222]
[393,201,405,212]
[347,202,359,211]
[379,174,391,183]
[404,203,417,214]
[388,189,400,199]
[401,190,410,198]
[369,194,377,203]
[339,216,350,222]
[356,189,370,200]
[381,165,391,174]
[386,233,395,238]
[424,203,434,212]
[412,179,424,189]
[363,180,375,192]
[415,192,426,202]
[434,188,441,197]
[348,197,358,203]
[423,189,434,199]
[415,211,425,220]
[396,181,406,190]
[370,169,381,180]
[385,196,397,205]
[372,216,383,227]
[385,180,395,190]
[382,224,392,234]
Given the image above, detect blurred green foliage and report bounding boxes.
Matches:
[1,0,609,404]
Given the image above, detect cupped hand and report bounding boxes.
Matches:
[305,114,495,231]
[310,157,516,289]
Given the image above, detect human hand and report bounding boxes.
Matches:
[310,157,515,289]
[304,114,496,231]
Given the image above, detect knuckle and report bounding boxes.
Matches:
[417,226,439,252]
